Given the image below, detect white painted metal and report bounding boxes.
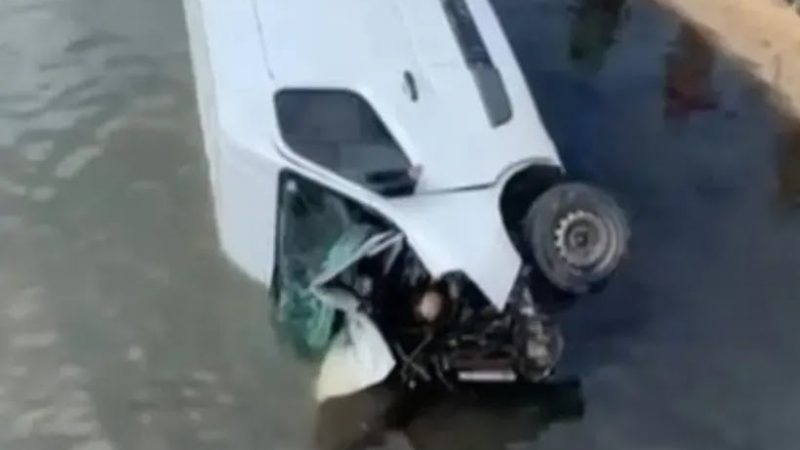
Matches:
[312,285,397,402]
[457,370,518,383]
[182,0,563,307]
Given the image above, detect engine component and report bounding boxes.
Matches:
[414,289,445,323]
[514,316,564,382]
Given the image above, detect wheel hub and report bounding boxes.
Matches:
[554,210,611,269]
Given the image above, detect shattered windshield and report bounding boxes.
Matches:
[273,174,388,355]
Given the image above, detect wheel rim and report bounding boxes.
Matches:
[526,182,630,293]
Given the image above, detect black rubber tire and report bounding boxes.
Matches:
[524,183,629,295]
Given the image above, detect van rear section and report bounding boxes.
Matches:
[255,0,561,193]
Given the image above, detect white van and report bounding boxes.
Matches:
[183,0,629,398]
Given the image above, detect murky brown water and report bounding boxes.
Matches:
[0,0,316,449]
[1,0,799,449]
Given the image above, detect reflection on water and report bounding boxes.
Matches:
[569,0,629,73]
[315,380,584,450]
[776,119,800,205]
[496,0,800,449]
[663,24,718,119]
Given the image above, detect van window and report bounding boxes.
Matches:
[442,0,512,127]
[275,90,416,197]
[442,0,491,65]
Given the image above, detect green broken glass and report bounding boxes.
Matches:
[273,179,375,356]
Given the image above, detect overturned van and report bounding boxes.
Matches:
[183,0,629,399]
